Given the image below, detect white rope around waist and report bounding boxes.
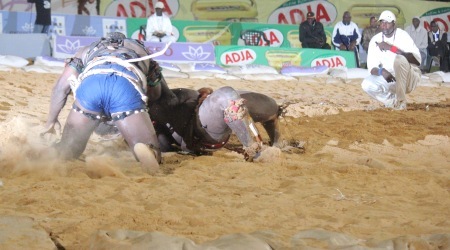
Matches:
[79,68,148,103]
[83,56,147,84]
[79,57,148,103]
[72,42,172,103]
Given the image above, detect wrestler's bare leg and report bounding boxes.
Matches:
[152,123,178,152]
[262,119,281,147]
[240,91,281,146]
[114,112,160,174]
[57,110,100,160]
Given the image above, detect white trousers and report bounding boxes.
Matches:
[361,55,421,106]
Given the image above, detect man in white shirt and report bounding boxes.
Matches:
[332,11,362,67]
[145,1,177,43]
[405,17,428,71]
[361,10,421,110]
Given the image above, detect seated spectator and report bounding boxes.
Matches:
[427,21,449,72]
[299,11,331,49]
[405,17,428,72]
[361,16,379,52]
[145,1,177,43]
[332,11,362,67]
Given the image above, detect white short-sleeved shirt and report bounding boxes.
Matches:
[366,28,420,75]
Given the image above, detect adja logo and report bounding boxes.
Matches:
[220,49,257,66]
[268,0,337,26]
[312,55,346,68]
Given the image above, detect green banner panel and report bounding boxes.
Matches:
[127,18,335,49]
[215,46,357,69]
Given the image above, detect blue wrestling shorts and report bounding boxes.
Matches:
[75,64,146,118]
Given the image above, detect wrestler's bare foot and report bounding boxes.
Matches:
[134,143,159,175]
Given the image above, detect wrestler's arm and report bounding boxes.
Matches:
[124,39,164,101]
[146,59,178,106]
[42,48,86,135]
[147,81,162,101]
[48,67,76,119]
[145,58,163,101]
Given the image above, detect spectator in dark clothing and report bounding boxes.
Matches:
[77,0,100,15]
[427,21,449,72]
[78,0,94,15]
[95,0,100,15]
[33,0,51,34]
[299,11,331,49]
[361,16,379,52]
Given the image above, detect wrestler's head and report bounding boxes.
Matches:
[106,32,126,46]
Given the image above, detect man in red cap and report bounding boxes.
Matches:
[299,11,331,49]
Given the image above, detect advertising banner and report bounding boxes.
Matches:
[51,14,126,37]
[215,45,356,69]
[144,41,216,63]
[52,35,215,64]
[52,35,99,58]
[126,18,233,45]
[126,17,335,49]
[2,1,449,38]
[2,1,449,32]
[0,10,34,33]
[101,0,449,31]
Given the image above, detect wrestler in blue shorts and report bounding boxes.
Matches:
[75,64,146,117]
[41,32,171,174]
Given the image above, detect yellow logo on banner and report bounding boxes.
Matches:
[183,25,232,45]
[265,50,302,69]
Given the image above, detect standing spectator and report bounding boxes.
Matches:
[427,21,449,72]
[145,1,176,43]
[361,10,421,110]
[405,17,428,72]
[299,11,331,49]
[332,11,362,66]
[361,16,379,52]
[33,0,51,34]
[77,0,94,15]
[95,0,100,15]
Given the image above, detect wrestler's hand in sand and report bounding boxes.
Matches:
[41,120,62,137]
